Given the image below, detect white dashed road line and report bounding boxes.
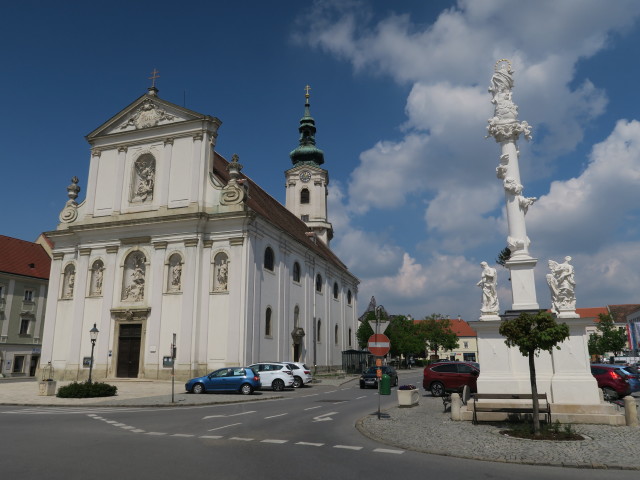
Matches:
[261,439,288,444]
[230,437,253,442]
[303,406,322,411]
[172,434,195,437]
[373,448,404,454]
[334,445,363,451]
[264,413,288,419]
[296,442,324,447]
[208,422,242,431]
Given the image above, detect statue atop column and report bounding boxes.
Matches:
[487,59,531,143]
[547,256,577,316]
[477,261,500,319]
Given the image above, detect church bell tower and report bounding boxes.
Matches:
[285,86,333,246]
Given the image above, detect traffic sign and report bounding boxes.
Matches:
[368,333,390,356]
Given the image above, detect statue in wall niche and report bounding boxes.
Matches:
[124,257,146,301]
[95,266,104,294]
[547,256,576,314]
[171,263,182,290]
[133,157,155,202]
[477,261,499,314]
[216,259,229,291]
[65,270,75,298]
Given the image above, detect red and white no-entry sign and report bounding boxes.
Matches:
[368,333,390,356]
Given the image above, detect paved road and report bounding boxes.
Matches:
[3,380,640,480]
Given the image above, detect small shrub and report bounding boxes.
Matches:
[56,381,118,398]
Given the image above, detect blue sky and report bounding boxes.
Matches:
[4,1,640,322]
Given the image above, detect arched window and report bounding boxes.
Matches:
[122,251,146,301]
[213,252,229,292]
[89,260,105,296]
[292,262,301,283]
[348,328,352,347]
[131,153,156,203]
[167,253,183,292]
[315,274,322,293]
[265,307,272,337]
[333,282,339,299]
[62,264,76,299]
[294,305,300,328]
[264,247,274,271]
[334,324,339,345]
[300,188,310,204]
[347,289,352,305]
[317,319,321,343]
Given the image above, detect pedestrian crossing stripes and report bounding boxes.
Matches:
[89,414,405,455]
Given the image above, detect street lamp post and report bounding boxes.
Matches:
[88,323,99,385]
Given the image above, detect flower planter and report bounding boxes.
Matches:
[38,380,57,396]
[397,388,420,407]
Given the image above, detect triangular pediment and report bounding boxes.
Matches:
[87,93,208,139]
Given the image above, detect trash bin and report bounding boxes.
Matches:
[380,374,391,395]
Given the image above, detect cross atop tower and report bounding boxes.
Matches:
[304,84,311,100]
[149,68,160,88]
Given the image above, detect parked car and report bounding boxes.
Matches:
[423,361,479,397]
[359,366,398,389]
[185,367,261,395]
[615,365,640,393]
[248,362,295,391]
[590,364,632,401]
[281,362,313,388]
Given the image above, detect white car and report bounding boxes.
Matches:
[282,362,313,388]
[248,362,294,391]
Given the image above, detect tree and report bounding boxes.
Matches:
[387,316,423,364]
[499,311,569,437]
[495,246,511,269]
[355,313,375,349]
[588,313,627,358]
[415,314,459,359]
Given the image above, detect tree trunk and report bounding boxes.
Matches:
[528,351,541,437]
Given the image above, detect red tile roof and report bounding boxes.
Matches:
[575,307,608,319]
[0,235,51,279]
[212,153,352,274]
[607,304,640,323]
[413,318,477,337]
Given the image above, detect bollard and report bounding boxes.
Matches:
[623,396,638,427]
[451,393,462,421]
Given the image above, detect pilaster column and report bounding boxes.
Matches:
[98,245,119,377]
[66,249,91,371]
[190,133,203,204]
[40,253,64,368]
[160,138,173,207]
[148,241,167,375]
[113,146,128,213]
[178,238,199,377]
[228,237,246,365]
[85,149,101,215]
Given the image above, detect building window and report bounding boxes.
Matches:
[264,247,274,271]
[294,305,300,328]
[265,307,272,337]
[12,355,25,373]
[334,324,339,345]
[347,289,352,305]
[301,214,309,222]
[89,260,105,296]
[300,188,310,204]
[317,319,321,343]
[463,353,476,362]
[463,341,469,349]
[348,328,352,347]
[213,252,229,291]
[333,282,339,299]
[24,290,33,302]
[19,319,30,335]
[316,274,322,293]
[0,285,4,298]
[293,262,301,283]
[167,253,183,292]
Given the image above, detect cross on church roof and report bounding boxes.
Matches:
[304,84,311,99]
[149,68,160,88]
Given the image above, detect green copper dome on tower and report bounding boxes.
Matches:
[289,85,325,166]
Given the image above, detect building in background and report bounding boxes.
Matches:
[436,319,478,362]
[0,235,51,377]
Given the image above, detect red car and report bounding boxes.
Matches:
[423,361,479,397]
[590,364,632,401]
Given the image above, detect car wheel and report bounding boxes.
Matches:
[602,387,618,402]
[360,382,365,389]
[293,376,303,388]
[393,376,398,387]
[192,383,205,394]
[240,383,253,395]
[430,382,445,397]
[272,379,285,391]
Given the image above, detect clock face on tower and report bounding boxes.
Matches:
[299,170,312,183]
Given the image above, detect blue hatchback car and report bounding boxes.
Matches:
[185,367,261,395]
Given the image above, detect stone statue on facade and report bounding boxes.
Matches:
[216,259,229,291]
[124,257,146,301]
[171,263,182,290]
[487,59,531,142]
[133,157,155,201]
[547,256,576,315]
[65,270,75,299]
[94,265,104,295]
[477,261,499,315]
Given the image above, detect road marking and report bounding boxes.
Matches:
[208,423,241,431]
[131,429,145,433]
[332,401,347,404]
[334,445,363,450]
[199,435,223,439]
[296,442,324,447]
[261,439,288,444]
[113,423,126,426]
[264,413,288,419]
[87,414,98,417]
[373,448,404,454]
[355,396,366,400]
[340,388,350,391]
[312,412,338,422]
[146,432,167,436]
[300,393,318,398]
[172,434,195,437]
[304,406,322,411]
[324,390,337,394]
[105,420,119,424]
[203,410,255,419]
[120,426,135,430]
[230,437,253,441]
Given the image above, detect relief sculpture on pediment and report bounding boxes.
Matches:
[119,99,175,130]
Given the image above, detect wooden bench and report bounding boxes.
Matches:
[472,393,551,425]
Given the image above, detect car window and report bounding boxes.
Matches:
[302,364,310,370]
[457,364,474,374]
[433,364,457,373]
[232,368,245,376]
[287,364,299,370]
[211,369,228,378]
[591,367,604,375]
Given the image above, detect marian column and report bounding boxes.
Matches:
[487,60,539,312]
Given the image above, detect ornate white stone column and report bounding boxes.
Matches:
[487,60,539,311]
[113,145,128,213]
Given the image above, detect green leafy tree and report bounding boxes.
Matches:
[387,316,423,364]
[496,246,511,269]
[499,311,569,437]
[588,313,628,357]
[356,312,376,349]
[415,314,459,359]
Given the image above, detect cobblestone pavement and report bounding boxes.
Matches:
[357,391,640,470]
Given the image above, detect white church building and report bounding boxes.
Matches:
[41,84,359,381]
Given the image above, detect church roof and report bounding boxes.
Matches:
[0,235,51,280]
[212,153,353,276]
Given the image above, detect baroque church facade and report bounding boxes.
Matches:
[41,85,359,381]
